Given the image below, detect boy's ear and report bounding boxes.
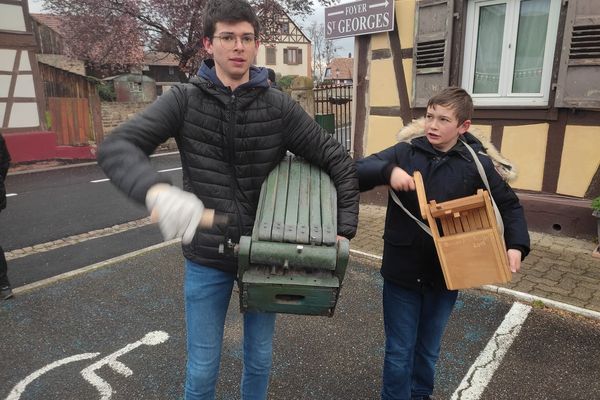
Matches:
[203,36,213,54]
[458,119,471,135]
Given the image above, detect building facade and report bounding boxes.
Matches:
[255,11,312,78]
[0,0,44,134]
[354,0,599,238]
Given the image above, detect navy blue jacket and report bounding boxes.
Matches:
[357,133,530,290]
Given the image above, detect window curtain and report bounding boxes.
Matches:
[473,4,506,94]
[512,0,550,93]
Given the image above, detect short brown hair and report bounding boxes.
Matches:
[202,0,260,39]
[427,87,473,125]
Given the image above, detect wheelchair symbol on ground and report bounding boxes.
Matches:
[6,330,169,400]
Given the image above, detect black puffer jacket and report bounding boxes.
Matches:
[0,134,10,211]
[357,134,530,290]
[98,62,359,274]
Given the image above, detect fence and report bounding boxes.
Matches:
[313,84,353,151]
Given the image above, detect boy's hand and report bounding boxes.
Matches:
[146,183,205,244]
[507,249,522,273]
[390,167,416,191]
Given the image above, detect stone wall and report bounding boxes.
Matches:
[101,102,151,134]
[100,101,178,151]
[289,76,314,118]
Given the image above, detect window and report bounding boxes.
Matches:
[284,48,302,65]
[128,81,142,92]
[266,47,276,65]
[168,66,175,75]
[462,0,561,106]
[280,22,289,34]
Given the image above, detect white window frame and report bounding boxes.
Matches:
[461,0,561,106]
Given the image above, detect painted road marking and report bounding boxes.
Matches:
[5,331,169,400]
[6,353,101,400]
[91,167,182,183]
[451,302,532,400]
[81,331,169,400]
[157,167,182,173]
[6,193,17,197]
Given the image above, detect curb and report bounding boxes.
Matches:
[7,151,180,176]
[13,239,180,295]
[349,249,600,321]
[11,233,600,321]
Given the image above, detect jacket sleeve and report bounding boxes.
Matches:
[0,134,10,181]
[97,85,187,204]
[355,145,400,192]
[482,157,531,258]
[0,134,10,210]
[281,98,359,239]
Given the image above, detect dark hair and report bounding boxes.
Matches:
[427,86,473,125]
[267,68,276,82]
[202,0,260,39]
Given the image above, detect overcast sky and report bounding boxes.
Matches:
[28,0,42,12]
[27,0,355,57]
[305,3,355,58]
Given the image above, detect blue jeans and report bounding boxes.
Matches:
[184,259,277,400]
[381,281,458,400]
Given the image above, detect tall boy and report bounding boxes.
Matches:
[98,0,359,399]
[356,87,529,400]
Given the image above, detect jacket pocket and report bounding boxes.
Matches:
[383,228,416,246]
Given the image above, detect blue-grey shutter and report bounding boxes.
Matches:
[555,0,600,108]
[412,0,454,107]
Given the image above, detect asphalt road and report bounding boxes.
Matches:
[1,154,600,399]
[1,154,182,286]
[1,153,181,251]
[1,247,599,400]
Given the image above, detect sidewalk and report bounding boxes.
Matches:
[352,204,600,314]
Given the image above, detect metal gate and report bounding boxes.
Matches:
[313,84,353,151]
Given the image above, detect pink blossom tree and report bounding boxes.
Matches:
[42,0,336,79]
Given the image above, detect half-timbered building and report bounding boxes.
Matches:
[255,10,312,78]
[354,0,600,239]
[0,0,46,160]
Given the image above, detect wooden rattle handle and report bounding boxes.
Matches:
[413,171,428,220]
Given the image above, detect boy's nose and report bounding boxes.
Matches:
[233,38,245,50]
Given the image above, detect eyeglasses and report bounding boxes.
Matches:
[212,34,257,49]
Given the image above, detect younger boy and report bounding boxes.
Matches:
[356,87,529,400]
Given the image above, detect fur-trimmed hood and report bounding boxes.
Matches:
[397,118,517,181]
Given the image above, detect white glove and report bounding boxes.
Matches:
[145,184,204,245]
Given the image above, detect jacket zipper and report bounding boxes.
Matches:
[227,93,244,240]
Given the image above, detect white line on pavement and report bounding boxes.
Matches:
[6,353,101,400]
[6,193,17,197]
[350,248,600,320]
[451,302,532,400]
[13,239,180,295]
[90,167,182,183]
[350,249,382,259]
[157,167,182,173]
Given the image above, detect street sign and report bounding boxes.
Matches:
[325,0,395,40]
